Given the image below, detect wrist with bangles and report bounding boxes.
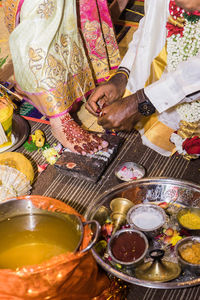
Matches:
[108,67,130,82]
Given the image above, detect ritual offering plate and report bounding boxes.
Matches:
[85,177,200,289]
[0,112,30,153]
[0,198,100,269]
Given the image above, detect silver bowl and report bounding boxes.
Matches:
[175,236,200,274]
[107,228,149,268]
[127,203,166,238]
[177,207,200,233]
[115,162,145,182]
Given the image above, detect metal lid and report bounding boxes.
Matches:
[135,249,181,282]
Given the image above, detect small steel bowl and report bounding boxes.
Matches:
[115,162,145,182]
[107,228,149,268]
[175,236,200,274]
[127,203,166,238]
[177,207,200,234]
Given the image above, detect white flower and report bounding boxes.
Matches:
[167,19,200,72]
[176,101,200,122]
[42,147,60,165]
[170,133,187,154]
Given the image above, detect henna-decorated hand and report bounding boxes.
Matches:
[86,73,128,116]
[97,93,142,131]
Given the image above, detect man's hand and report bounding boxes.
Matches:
[86,73,127,116]
[97,93,142,131]
[175,0,200,11]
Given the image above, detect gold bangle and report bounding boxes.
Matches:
[106,72,117,81]
[107,70,129,81]
[116,70,129,80]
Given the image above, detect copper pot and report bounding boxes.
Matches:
[0,198,100,269]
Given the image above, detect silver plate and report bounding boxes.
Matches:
[85,177,200,289]
[1,113,30,152]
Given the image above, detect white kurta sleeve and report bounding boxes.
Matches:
[144,56,200,113]
[119,16,146,71]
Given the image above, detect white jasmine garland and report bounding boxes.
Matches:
[167,4,200,157]
[176,100,200,122]
[167,19,200,72]
[167,17,200,123]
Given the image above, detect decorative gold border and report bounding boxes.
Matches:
[2,0,21,33]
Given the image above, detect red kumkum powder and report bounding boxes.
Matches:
[111,232,146,262]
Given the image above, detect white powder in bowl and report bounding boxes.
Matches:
[131,212,163,230]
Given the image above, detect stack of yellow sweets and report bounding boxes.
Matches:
[0,152,34,201]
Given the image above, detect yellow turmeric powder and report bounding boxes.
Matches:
[179,212,200,229]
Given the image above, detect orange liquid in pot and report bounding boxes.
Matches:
[0,214,81,269]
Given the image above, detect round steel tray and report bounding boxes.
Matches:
[1,113,30,153]
[85,177,200,289]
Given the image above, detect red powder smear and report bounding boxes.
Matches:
[111,232,146,262]
[66,162,76,169]
[121,166,127,171]
[38,164,48,173]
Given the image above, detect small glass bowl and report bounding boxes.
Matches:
[107,228,149,268]
[115,162,145,182]
[127,203,166,238]
[175,236,200,274]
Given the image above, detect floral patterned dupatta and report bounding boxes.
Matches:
[3,0,120,118]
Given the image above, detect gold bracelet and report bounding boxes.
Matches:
[116,70,129,80]
[107,70,129,81]
[106,72,116,81]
